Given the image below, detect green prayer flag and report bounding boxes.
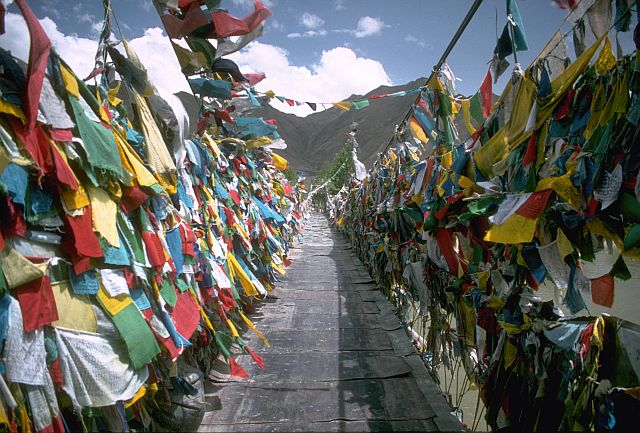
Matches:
[507,0,528,51]
[0,266,6,294]
[186,38,216,68]
[470,92,484,125]
[117,212,147,265]
[214,331,234,358]
[111,303,161,369]
[352,99,370,110]
[160,279,178,307]
[610,255,632,281]
[69,97,126,182]
[174,278,190,293]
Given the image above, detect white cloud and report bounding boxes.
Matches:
[332,16,387,38]
[268,19,285,31]
[334,0,346,11]
[0,11,390,119]
[141,0,153,12]
[354,16,384,38]
[229,42,391,116]
[126,27,191,94]
[0,12,188,96]
[287,29,327,39]
[0,13,98,79]
[300,12,324,30]
[404,34,426,48]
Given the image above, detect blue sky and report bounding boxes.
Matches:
[1,0,636,116]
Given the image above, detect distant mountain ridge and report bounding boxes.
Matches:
[246,78,427,176]
[176,78,480,176]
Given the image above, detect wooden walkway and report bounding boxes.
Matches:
[199,213,463,432]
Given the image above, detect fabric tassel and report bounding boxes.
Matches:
[239,311,270,347]
[245,346,265,369]
[225,319,240,338]
[228,358,249,378]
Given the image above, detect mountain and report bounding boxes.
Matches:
[245,78,427,176]
[177,78,482,177]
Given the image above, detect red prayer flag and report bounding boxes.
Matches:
[170,291,200,341]
[244,72,266,87]
[552,0,578,10]
[49,358,63,391]
[0,3,6,34]
[556,90,575,121]
[62,209,104,264]
[120,186,149,214]
[15,275,59,333]
[591,274,614,307]
[243,1,272,31]
[480,69,493,118]
[515,189,553,219]
[9,119,54,176]
[245,347,265,369]
[49,128,73,142]
[141,231,167,268]
[229,358,249,378]
[214,108,235,124]
[436,228,459,275]
[522,131,538,167]
[142,309,182,360]
[285,98,295,107]
[217,288,237,311]
[16,0,51,129]
[212,11,250,38]
[51,143,79,191]
[161,7,209,39]
[178,0,200,9]
[83,67,105,82]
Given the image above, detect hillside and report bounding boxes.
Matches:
[246,78,427,176]
[177,78,478,176]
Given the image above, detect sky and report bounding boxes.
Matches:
[0,0,635,116]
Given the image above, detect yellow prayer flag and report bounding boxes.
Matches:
[595,37,616,75]
[86,185,120,247]
[460,98,477,135]
[108,82,123,107]
[0,99,26,124]
[60,63,79,98]
[409,118,429,144]
[51,281,97,332]
[125,385,147,409]
[441,151,453,169]
[227,252,258,296]
[246,137,273,148]
[484,214,537,244]
[333,101,352,111]
[97,285,132,316]
[557,228,574,259]
[239,311,270,347]
[536,172,582,209]
[271,153,288,171]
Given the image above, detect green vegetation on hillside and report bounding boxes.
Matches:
[315,145,355,194]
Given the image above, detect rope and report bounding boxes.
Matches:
[303,160,348,205]
[383,0,486,153]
